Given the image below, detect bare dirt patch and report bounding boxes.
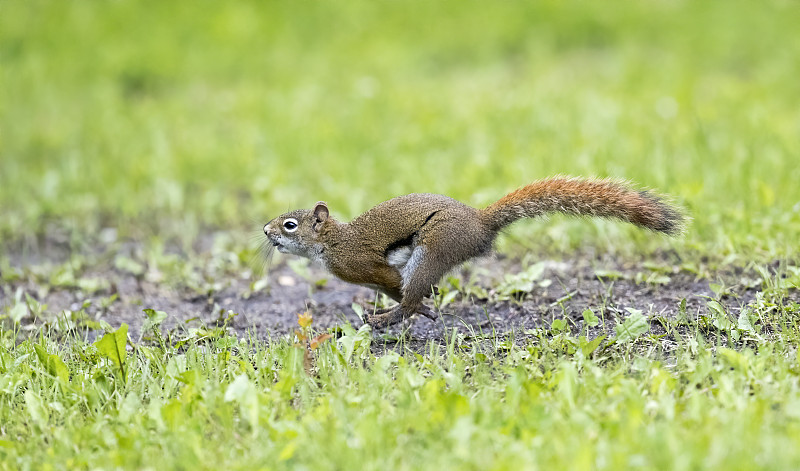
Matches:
[5,242,789,352]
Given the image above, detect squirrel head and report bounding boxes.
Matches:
[263,201,331,262]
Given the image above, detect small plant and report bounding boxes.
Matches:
[294,311,332,374]
[495,262,552,301]
[614,308,650,343]
[93,323,129,385]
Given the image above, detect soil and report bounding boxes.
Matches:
[4,242,790,353]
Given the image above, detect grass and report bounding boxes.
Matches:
[2,285,800,470]
[1,0,799,258]
[1,0,800,469]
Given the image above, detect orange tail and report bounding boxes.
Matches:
[480,177,686,235]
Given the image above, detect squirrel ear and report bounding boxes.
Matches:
[313,201,329,227]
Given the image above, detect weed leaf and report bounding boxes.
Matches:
[94,324,129,382]
[309,333,332,350]
[707,301,734,331]
[225,374,259,428]
[9,299,28,323]
[142,309,167,333]
[297,311,313,329]
[582,308,599,327]
[33,344,69,384]
[615,309,649,343]
[496,262,547,300]
[579,335,606,356]
[24,389,47,427]
[440,289,459,309]
[737,308,756,334]
[337,324,372,362]
[551,318,568,333]
[351,303,365,322]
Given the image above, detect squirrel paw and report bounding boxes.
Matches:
[365,306,405,329]
[416,305,438,321]
[365,305,438,329]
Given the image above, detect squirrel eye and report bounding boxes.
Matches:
[283,218,299,232]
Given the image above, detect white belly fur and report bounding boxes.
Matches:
[387,245,426,290]
[386,246,413,269]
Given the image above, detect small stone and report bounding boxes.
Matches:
[277,275,296,287]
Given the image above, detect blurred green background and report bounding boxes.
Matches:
[1,0,798,258]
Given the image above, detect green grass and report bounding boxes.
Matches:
[2,0,799,258]
[2,1,800,469]
[2,285,800,470]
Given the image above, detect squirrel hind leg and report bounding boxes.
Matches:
[399,245,453,313]
[366,245,449,329]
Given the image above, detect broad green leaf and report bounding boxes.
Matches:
[582,308,599,327]
[142,309,168,333]
[77,277,109,293]
[351,303,365,322]
[225,374,259,428]
[24,389,47,427]
[114,255,145,276]
[94,324,129,381]
[646,273,671,285]
[9,300,28,323]
[594,269,625,280]
[719,347,749,371]
[375,350,401,372]
[177,369,202,387]
[787,266,800,289]
[523,262,546,280]
[224,374,253,402]
[215,336,237,349]
[337,324,372,362]
[551,318,567,333]
[440,289,459,308]
[737,308,757,335]
[555,362,578,408]
[495,262,547,300]
[161,399,182,430]
[615,309,649,343]
[279,441,298,461]
[118,392,141,423]
[24,293,46,317]
[707,301,734,331]
[579,335,606,356]
[33,344,69,384]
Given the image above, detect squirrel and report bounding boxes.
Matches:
[263,177,686,329]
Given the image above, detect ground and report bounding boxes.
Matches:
[2,239,789,352]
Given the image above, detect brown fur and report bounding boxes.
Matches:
[263,177,686,329]
[481,177,684,235]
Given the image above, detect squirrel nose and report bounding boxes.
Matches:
[263,224,269,236]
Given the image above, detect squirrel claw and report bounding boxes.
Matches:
[416,305,438,321]
[365,304,438,329]
[365,306,404,329]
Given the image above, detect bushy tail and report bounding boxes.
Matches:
[479,177,686,235]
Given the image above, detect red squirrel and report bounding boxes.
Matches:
[263,177,685,328]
